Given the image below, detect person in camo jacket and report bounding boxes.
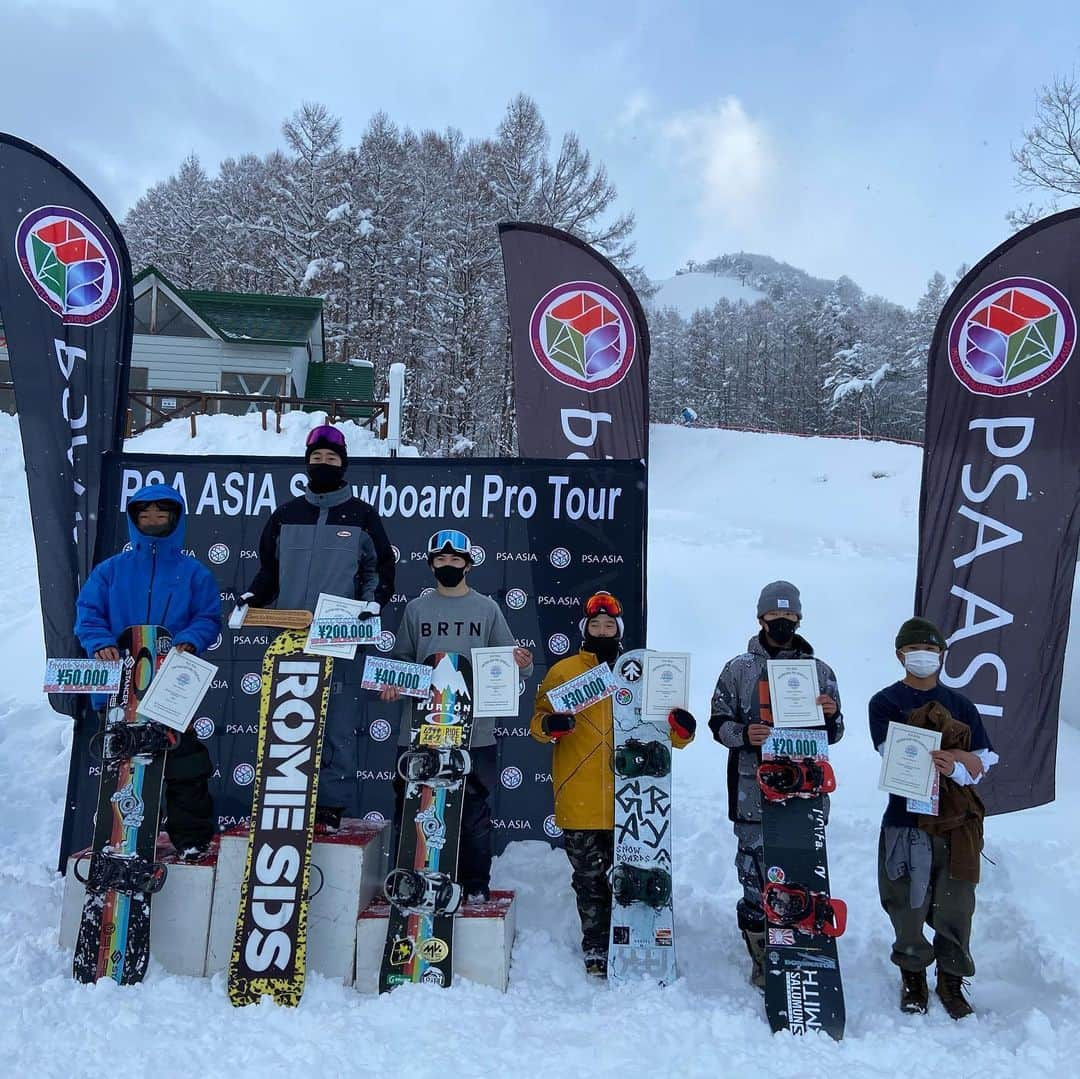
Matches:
[708,581,842,992]
[530,591,697,979]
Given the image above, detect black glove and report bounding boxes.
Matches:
[541,713,576,739]
[668,708,696,740]
[708,716,724,743]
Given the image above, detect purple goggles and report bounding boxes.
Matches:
[306,424,347,448]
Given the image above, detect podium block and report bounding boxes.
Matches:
[206,818,390,985]
[354,891,516,993]
[59,837,218,978]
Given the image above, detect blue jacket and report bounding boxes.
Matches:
[75,484,221,656]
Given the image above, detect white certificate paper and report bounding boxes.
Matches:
[305,593,381,659]
[642,652,691,718]
[879,721,942,801]
[546,663,618,715]
[767,660,825,729]
[135,649,217,733]
[471,647,518,718]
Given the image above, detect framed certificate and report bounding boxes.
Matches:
[642,652,691,718]
[766,660,825,729]
[878,721,942,801]
[135,649,218,733]
[471,647,519,718]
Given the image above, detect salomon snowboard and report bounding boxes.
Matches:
[227,628,333,1007]
[608,649,676,985]
[73,625,174,985]
[759,728,846,1040]
[379,652,473,992]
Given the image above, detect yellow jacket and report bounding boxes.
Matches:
[530,649,693,831]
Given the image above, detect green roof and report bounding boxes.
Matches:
[134,266,322,346]
[305,362,377,416]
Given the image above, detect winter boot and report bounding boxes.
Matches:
[935,969,974,1020]
[900,968,929,1014]
[584,951,608,978]
[741,930,767,991]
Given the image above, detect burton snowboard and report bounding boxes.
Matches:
[379,652,473,992]
[73,625,175,985]
[759,728,846,1040]
[608,649,676,985]
[227,627,333,1006]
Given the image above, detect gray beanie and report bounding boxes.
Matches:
[757,581,802,618]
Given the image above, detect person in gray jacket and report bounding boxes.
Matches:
[708,581,843,991]
[242,424,395,827]
[381,528,533,899]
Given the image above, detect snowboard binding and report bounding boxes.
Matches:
[756,756,836,802]
[610,863,673,910]
[383,868,462,916]
[615,738,672,779]
[94,721,179,764]
[74,850,169,897]
[763,882,847,938]
[396,746,472,788]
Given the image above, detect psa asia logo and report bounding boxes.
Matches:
[529,280,636,393]
[948,277,1075,397]
[15,206,121,325]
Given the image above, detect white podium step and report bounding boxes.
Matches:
[205,819,390,985]
[354,891,516,993]
[60,837,218,977]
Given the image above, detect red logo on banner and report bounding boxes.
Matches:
[529,281,636,393]
[948,277,1075,397]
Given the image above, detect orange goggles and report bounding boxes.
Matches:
[584,592,623,619]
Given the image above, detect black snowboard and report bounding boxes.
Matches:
[759,729,846,1040]
[379,652,473,992]
[73,625,173,985]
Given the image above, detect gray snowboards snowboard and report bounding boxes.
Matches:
[228,628,333,1007]
[73,625,174,985]
[759,728,846,1039]
[380,652,473,992]
[608,649,676,985]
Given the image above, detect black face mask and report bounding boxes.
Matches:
[584,633,621,663]
[306,462,346,494]
[138,521,175,538]
[433,564,467,587]
[764,617,798,645]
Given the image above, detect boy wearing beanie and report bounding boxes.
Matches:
[708,581,842,992]
[530,592,697,977]
[869,616,998,1020]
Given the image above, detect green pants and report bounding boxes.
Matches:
[877,830,977,977]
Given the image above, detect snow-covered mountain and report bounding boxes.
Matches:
[1,413,1077,1075]
[648,271,767,315]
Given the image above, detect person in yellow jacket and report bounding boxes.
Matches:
[530,591,696,977]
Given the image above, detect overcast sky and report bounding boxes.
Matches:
[4,0,1078,306]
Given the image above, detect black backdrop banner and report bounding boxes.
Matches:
[59,454,647,864]
[915,209,1080,814]
[499,222,650,461]
[0,134,133,715]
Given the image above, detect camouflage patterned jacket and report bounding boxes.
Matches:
[709,632,842,823]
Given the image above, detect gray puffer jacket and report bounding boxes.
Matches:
[709,632,842,823]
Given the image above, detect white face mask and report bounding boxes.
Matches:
[903,650,941,678]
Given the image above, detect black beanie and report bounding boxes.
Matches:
[305,431,348,469]
[895,617,947,651]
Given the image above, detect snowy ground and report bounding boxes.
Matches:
[1,413,1077,1077]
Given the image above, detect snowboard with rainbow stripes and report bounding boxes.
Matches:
[73,625,172,986]
[379,652,473,992]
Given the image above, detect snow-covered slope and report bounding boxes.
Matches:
[1,413,1077,1076]
[650,271,766,315]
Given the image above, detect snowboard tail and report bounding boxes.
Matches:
[72,625,172,986]
[227,629,333,1007]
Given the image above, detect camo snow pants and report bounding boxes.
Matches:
[563,829,614,957]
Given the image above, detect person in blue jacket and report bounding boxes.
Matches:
[75,484,221,857]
